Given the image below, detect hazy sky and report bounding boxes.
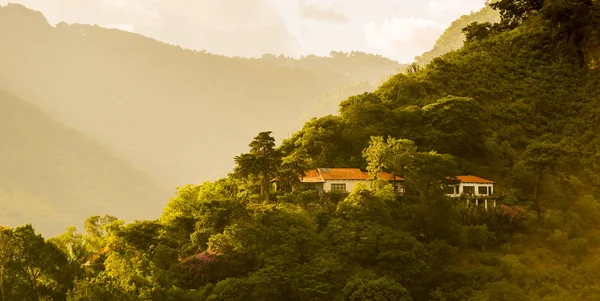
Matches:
[0,0,486,62]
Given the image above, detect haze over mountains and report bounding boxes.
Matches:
[0,0,489,62]
[0,91,165,235]
[0,3,498,236]
[0,3,407,186]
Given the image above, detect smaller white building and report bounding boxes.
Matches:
[444,175,495,198]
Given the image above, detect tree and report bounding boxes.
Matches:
[421,96,485,157]
[490,0,545,29]
[234,132,281,201]
[363,136,387,183]
[462,22,498,42]
[84,215,118,239]
[0,228,16,301]
[343,276,413,301]
[522,140,568,218]
[277,148,311,192]
[49,226,89,264]
[405,151,459,197]
[3,225,74,301]
[542,0,595,66]
[385,138,417,191]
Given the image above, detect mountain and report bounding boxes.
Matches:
[0,91,166,236]
[414,2,500,66]
[5,2,600,300]
[0,3,406,188]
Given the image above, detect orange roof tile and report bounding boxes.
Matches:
[299,168,405,182]
[319,168,368,180]
[300,169,325,183]
[455,175,495,184]
[374,171,405,181]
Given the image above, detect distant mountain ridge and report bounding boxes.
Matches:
[0,3,407,189]
[415,3,500,65]
[0,3,500,236]
[0,91,167,236]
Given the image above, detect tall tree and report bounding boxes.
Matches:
[542,0,596,66]
[3,225,74,301]
[277,148,311,192]
[363,137,417,192]
[405,151,459,197]
[0,228,16,301]
[363,136,387,184]
[522,140,568,219]
[385,138,417,192]
[234,132,280,201]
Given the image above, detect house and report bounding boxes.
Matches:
[444,175,495,198]
[296,168,405,193]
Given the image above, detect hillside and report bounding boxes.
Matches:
[285,1,600,196]
[0,91,166,236]
[0,3,406,188]
[4,1,600,300]
[414,3,500,66]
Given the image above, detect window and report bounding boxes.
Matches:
[444,186,457,194]
[463,186,475,195]
[396,184,405,194]
[303,183,317,190]
[478,186,488,195]
[330,183,347,192]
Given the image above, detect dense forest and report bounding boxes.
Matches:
[4,0,600,300]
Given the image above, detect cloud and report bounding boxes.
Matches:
[298,1,346,23]
[136,0,304,57]
[364,17,445,55]
[0,0,488,62]
[427,0,484,15]
[104,23,134,32]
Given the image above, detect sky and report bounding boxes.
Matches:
[0,0,487,63]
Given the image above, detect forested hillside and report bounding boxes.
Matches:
[0,3,406,188]
[415,2,500,65]
[4,1,600,300]
[0,91,166,236]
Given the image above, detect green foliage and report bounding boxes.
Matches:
[490,0,545,29]
[6,1,600,300]
[363,136,416,187]
[0,225,76,300]
[344,276,412,301]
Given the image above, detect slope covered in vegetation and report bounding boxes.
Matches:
[0,91,166,236]
[0,3,405,188]
[415,2,500,65]
[4,1,600,300]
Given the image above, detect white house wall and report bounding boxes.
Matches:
[323,180,370,193]
[446,183,494,197]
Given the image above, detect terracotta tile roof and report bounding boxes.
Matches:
[374,172,405,181]
[455,175,495,184]
[300,169,325,183]
[299,168,405,182]
[319,168,368,180]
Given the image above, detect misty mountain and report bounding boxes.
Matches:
[0,91,167,236]
[414,3,500,65]
[0,3,406,188]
